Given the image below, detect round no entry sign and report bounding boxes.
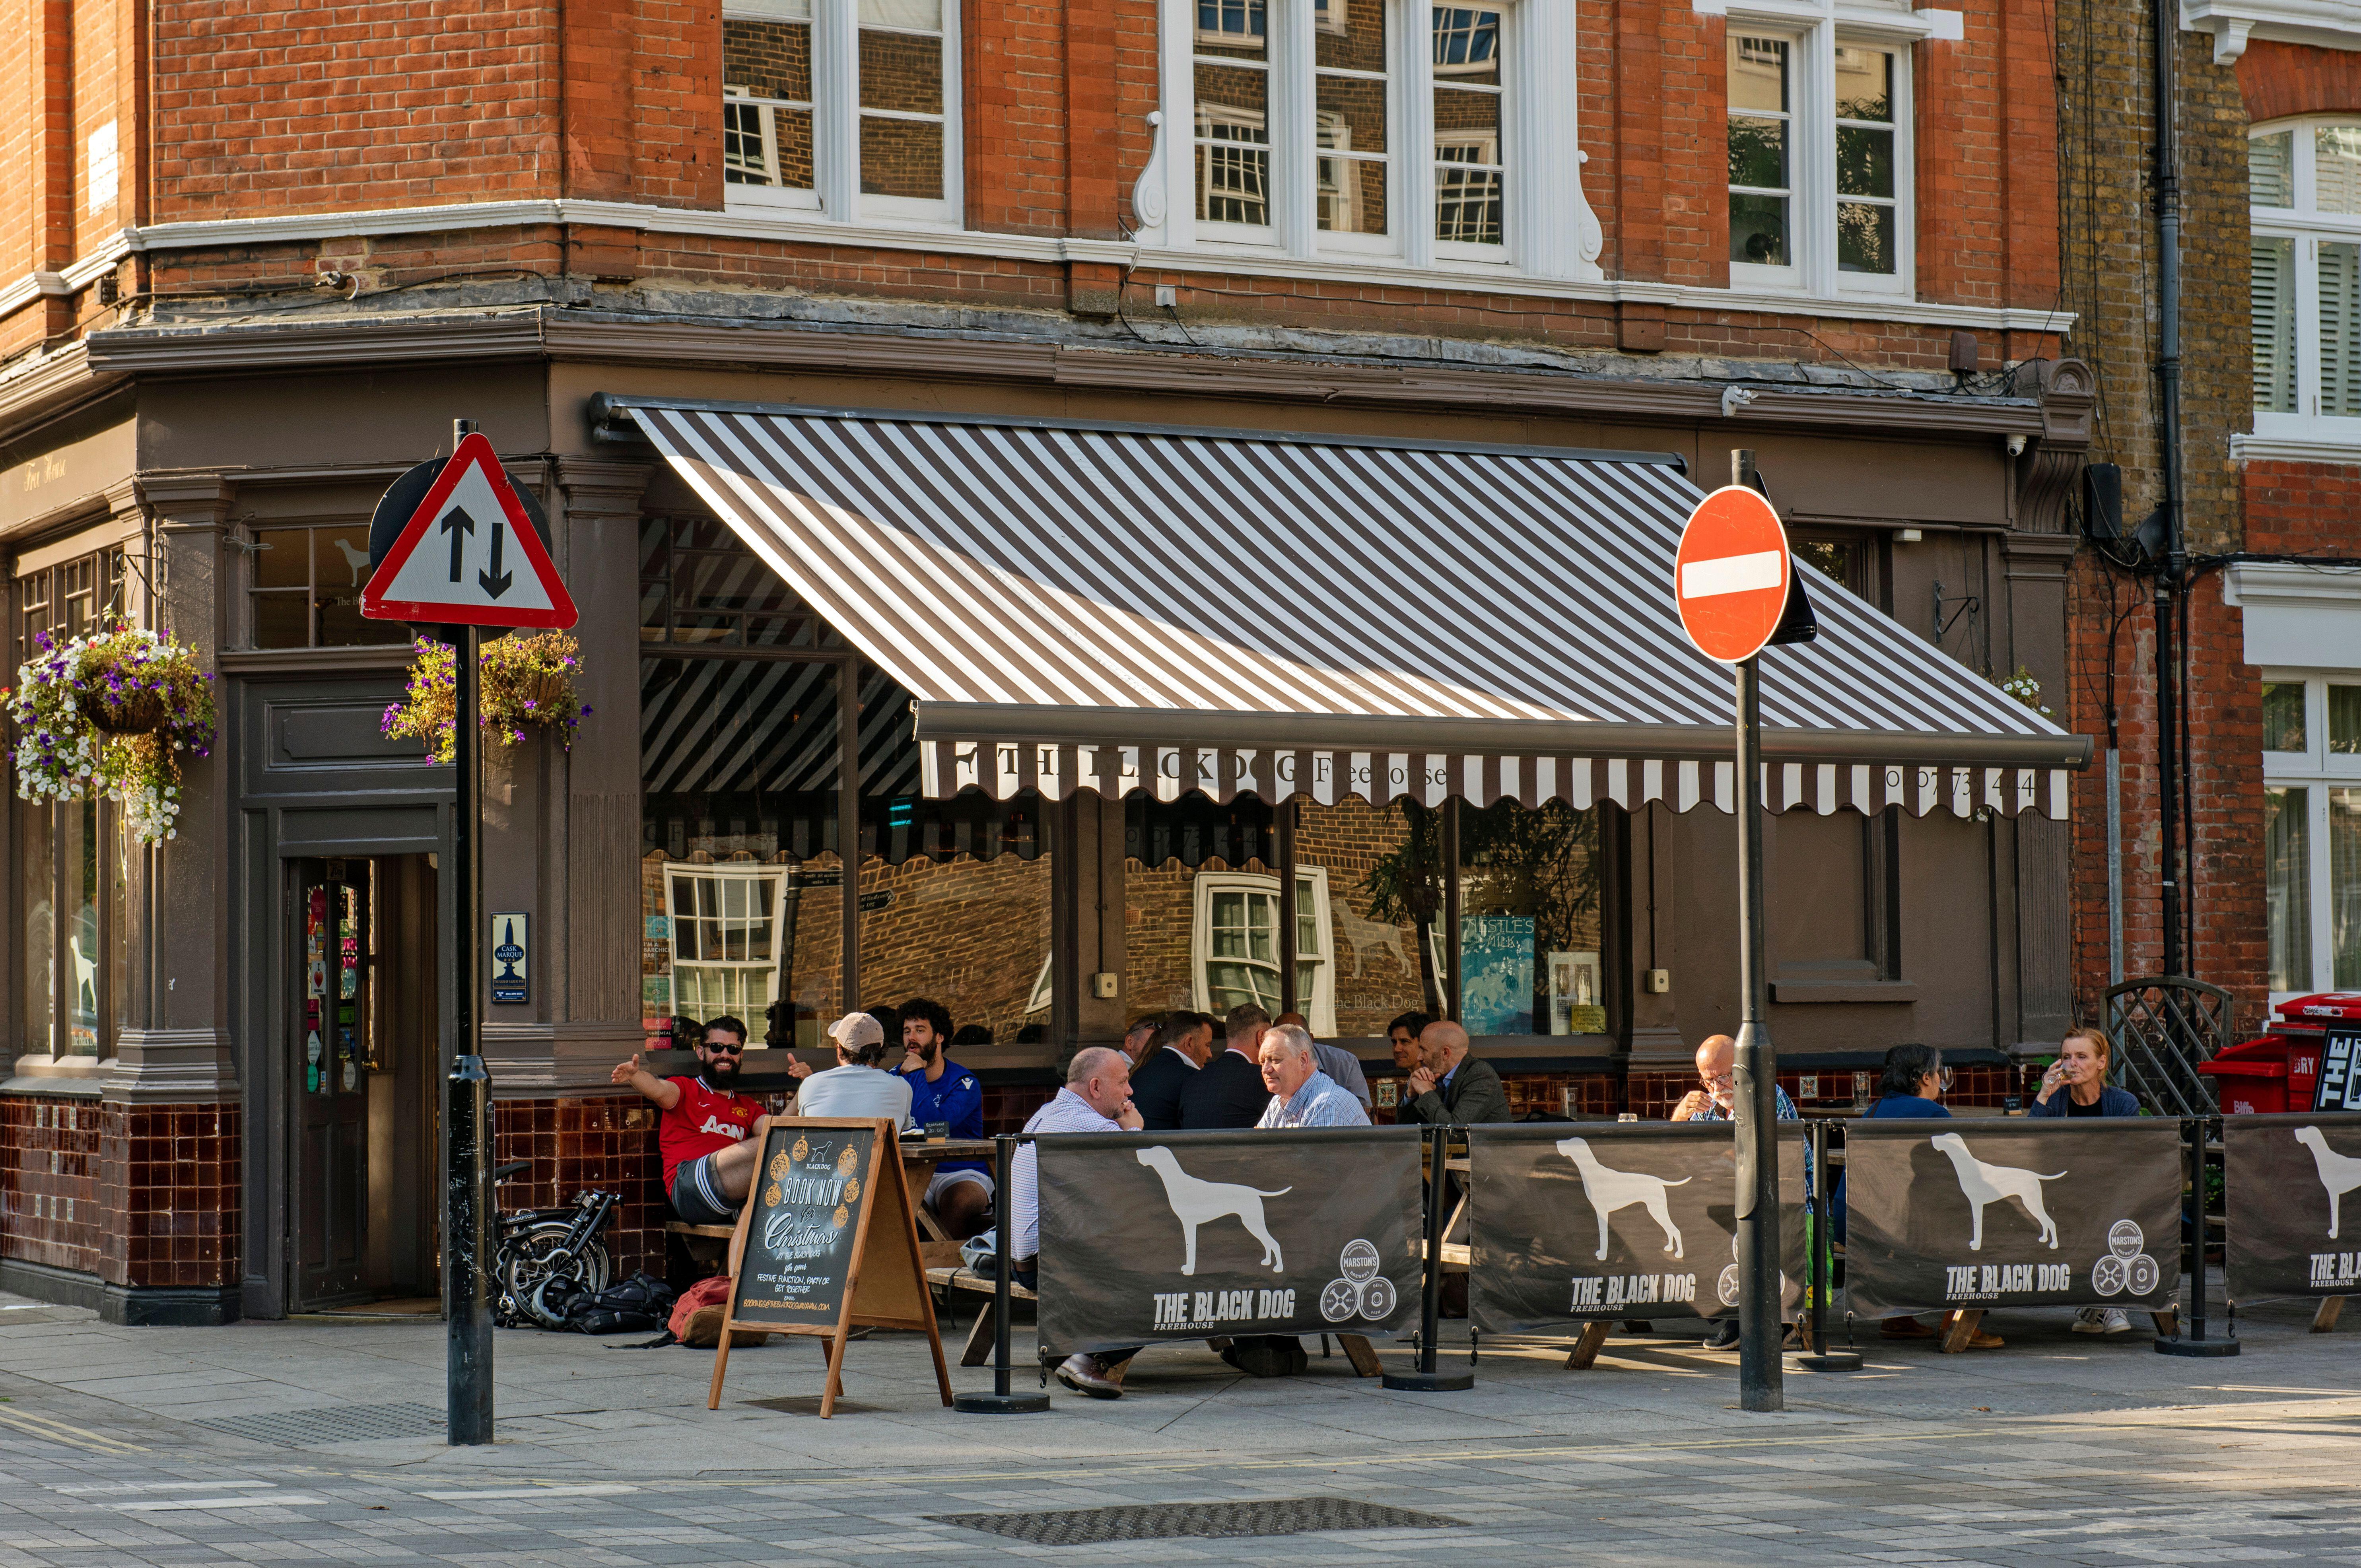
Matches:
[1673,486,1792,664]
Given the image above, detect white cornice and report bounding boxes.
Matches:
[53,197,2078,336]
[2231,431,2361,463]
[0,235,135,317]
[2223,560,2361,610]
[2182,0,2361,60]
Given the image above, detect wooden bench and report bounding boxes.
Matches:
[923,1266,1386,1376]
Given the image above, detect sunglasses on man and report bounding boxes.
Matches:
[701,1040,746,1055]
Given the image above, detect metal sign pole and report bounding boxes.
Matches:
[1731,653,1784,1412]
[1384,1126,1473,1391]
[954,1134,1049,1413]
[443,415,494,1445]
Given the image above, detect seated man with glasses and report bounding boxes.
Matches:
[1669,1033,1809,1351]
[611,1014,773,1228]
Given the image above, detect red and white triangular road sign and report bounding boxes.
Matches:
[362,433,577,628]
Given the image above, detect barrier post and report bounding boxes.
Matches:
[1795,1119,1860,1372]
[954,1134,1051,1411]
[2157,1115,2238,1358]
[1383,1126,1474,1392]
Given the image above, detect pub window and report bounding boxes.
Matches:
[246,523,408,649]
[1191,868,1337,1034]
[2261,674,2361,997]
[722,0,961,225]
[665,865,789,1024]
[14,545,134,1063]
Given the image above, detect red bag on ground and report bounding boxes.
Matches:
[669,1275,767,1347]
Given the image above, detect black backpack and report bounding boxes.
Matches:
[562,1272,676,1335]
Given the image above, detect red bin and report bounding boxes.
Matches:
[2198,992,2359,1113]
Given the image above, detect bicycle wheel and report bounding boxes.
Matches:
[502,1224,611,1327]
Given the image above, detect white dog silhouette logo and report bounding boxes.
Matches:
[1556,1137,1689,1261]
[1930,1133,2065,1251]
[1135,1146,1289,1276]
[2294,1126,2361,1239]
[1319,1240,1396,1322]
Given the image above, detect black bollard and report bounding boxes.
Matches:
[1384,1125,1473,1392]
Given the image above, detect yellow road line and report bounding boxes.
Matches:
[0,1405,145,1455]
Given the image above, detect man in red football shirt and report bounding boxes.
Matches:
[612,1015,798,1225]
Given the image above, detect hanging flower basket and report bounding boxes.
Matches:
[381,632,591,765]
[8,623,217,844]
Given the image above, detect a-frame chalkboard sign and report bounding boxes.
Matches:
[706,1117,953,1418]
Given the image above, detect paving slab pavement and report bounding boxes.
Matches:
[0,1288,2356,1565]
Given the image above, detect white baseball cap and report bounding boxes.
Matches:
[827,1012,884,1052]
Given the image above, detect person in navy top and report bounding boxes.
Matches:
[898,997,991,1239]
[1838,1043,2003,1348]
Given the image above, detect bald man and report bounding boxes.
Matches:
[1669,1033,1805,1350]
[1401,1019,1513,1126]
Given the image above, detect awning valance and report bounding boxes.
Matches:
[612,398,2088,820]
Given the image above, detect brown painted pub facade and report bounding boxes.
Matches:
[0,0,2104,1321]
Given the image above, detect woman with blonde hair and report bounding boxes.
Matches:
[2032,1026,2141,1119]
[2034,1025,2141,1335]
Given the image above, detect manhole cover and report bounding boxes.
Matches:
[927,1498,1466,1545]
[191,1403,446,1447]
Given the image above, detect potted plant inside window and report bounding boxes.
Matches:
[8,622,217,843]
[381,631,591,764]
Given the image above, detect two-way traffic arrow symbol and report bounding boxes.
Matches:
[441,505,476,582]
[479,522,513,600]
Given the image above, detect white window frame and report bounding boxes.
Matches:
[1154,0,1600,279]
[2251,117,2361,445]
[663,863,790,1031]
[1189,868,1338,1036]
[721,0,964,229]
[2261,670,2361,1004]
[1724,11,1914,301]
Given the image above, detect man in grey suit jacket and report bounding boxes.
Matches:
[1400,1020,1512,1125]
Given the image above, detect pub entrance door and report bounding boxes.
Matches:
[288,855,439,1310]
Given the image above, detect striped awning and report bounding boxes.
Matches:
[613,399,2089,820]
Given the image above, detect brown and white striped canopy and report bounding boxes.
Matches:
[624,401,2088,819]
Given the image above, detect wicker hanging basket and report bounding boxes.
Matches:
[76,686,170,736]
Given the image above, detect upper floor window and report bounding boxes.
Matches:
[723,0,960,225]
[1728,32,1910,297]
[1158,0,1598,278]
[2251,120,2361,438]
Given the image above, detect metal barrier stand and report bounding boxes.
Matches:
[1382,1126,1475,1392]
[954,1133,1053,1411]
[1794,1119,1860,1372]
[2156,1113,2239,1358]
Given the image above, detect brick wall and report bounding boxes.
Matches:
[7,0,2067,368]
[2059,10,2267,1024]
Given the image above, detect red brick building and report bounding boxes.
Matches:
[1,0,2098,1321]
[2054,9,2361,1059]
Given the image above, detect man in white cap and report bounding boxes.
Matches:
[793,1012,917,1127]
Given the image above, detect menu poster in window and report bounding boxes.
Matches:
[2316,1030,2361,1113]
[707,1117,951,1418]
[1460,916,1533,1034]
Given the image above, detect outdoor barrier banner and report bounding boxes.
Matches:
[2224,1112,2361,1301]
[1843,1118,2181,1319]
[1467,1123,1807,1333]
[1036,1127,1423,1355]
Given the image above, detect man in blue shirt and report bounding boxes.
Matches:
[898,997,990,1239]
[1672,1034,1808,1351]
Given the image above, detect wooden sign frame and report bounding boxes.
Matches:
[706,1117,954,1418]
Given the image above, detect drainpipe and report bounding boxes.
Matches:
[2151,0,2187,979]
